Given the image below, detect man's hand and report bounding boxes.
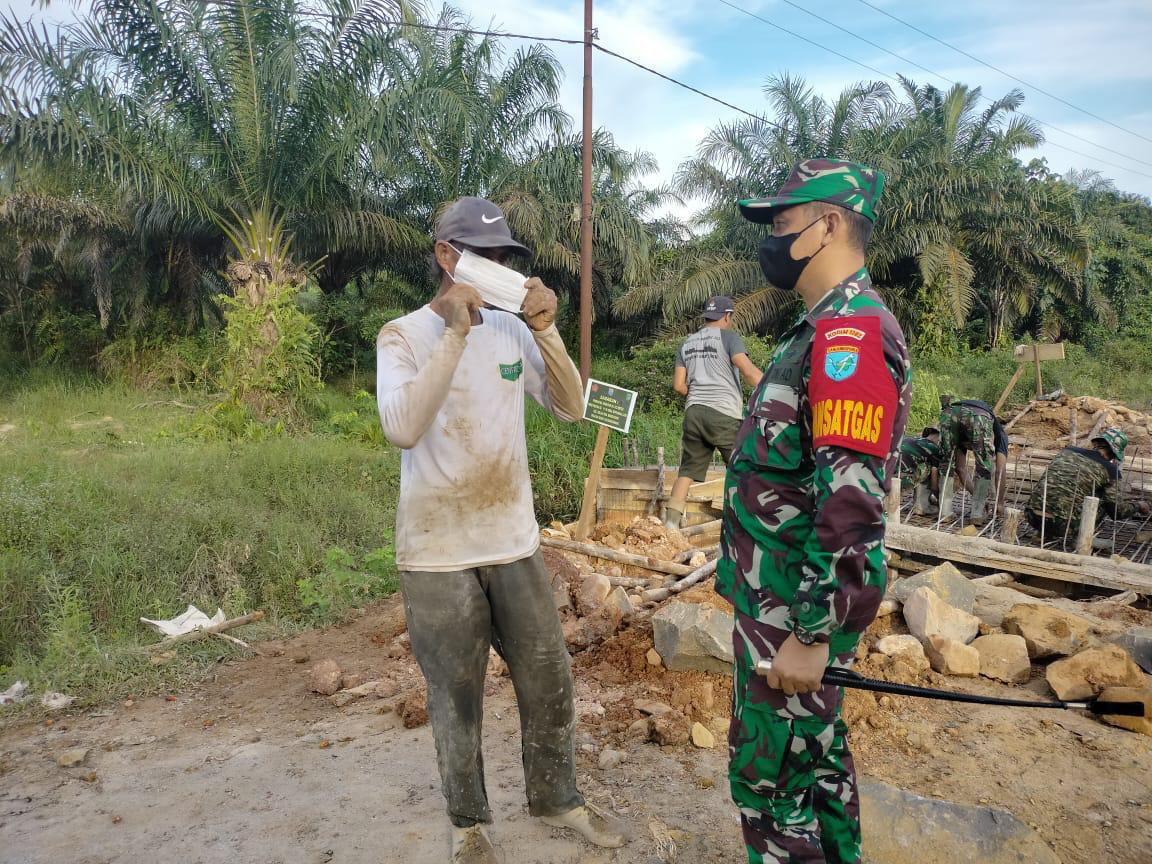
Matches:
[759,633,829,696]
[430,282,483,338]
[522,277,557,332]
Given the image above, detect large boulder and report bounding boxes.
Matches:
[1002,604,1094,659]
[604,586,635,618]
[860,781,1061,864]
[1095,687,1152,737]
[1045,645,1145,701]
[972,634,1032,684]
[577,573,612,612]
[904,587,980,645]
[923,636,980,678]
[971,583,1042,629]
[652,602,734,676]
[889,562,977,612]
[1110,625,1152,674]
[875,635,930,672]
[308,659,343,696]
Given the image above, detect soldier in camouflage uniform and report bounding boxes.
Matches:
[719,159,911,863]
[1025,428,1148,540]
[900,427,941,515]
[937,398,1004,521]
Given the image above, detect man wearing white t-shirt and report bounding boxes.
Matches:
[376,198,627,864]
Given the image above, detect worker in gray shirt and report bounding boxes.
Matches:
[666,296,762,529]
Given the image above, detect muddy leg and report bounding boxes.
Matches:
[401,571,493,827]
[484,552,584,818]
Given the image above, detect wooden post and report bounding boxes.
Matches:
[575,425,611,540]
[578,0,594,384]
[1075,496,1100,555]
[1000,507,1023,543]
[650,446,665,517]
[993,364,1026,415]
[1069,407,1079,445]
[939,475,955,520]
[885,476,902,525]
[1034,347,1044,399]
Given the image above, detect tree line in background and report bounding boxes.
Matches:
[1,0,1150,405]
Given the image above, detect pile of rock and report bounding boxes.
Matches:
[881,562,1152,736]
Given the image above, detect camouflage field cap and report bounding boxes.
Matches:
[739,158,885,224]
[1093,427,1129,461]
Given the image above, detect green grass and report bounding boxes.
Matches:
[0,376,400,704]
[0,370,676,705]
[917,339,1152,413]
[5,334,1145,707]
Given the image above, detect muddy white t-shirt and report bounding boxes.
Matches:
[376,306,554,571]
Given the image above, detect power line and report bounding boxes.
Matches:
[713,0,1152,180]
[852,0,1152,147]
[592,44,781,129]
[33,0,1152,182]
[761,0,1152,170]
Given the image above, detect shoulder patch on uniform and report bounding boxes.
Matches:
[809,316,897,457]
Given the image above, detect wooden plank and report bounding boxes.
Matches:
[1076,497,1100,555]
[575,425,611,541]
[1005,401,1037,431]
[993,364,1027,415]
[539,536,695,576]
[1014,343,1066,363]
[885,523,1152,595]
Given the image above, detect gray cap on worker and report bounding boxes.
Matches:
[435,197,531,257]
[702,295,735,320]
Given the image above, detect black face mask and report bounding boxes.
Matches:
[757,216,827,291]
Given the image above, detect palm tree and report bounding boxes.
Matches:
[0,0,430,301]
[616,75,900,335]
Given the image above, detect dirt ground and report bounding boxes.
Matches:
[3,593,1152,864]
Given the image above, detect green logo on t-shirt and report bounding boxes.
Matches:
[499,359,523,381]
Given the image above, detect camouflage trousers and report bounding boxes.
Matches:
[729,612,862,864]
[900,460,932,489]
[948,414,995,480]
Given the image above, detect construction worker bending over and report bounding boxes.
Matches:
[376,197,627,864]
[666,295,763,530]
[1024,427,1148,542]
[900,426,942,515]
[937,397,1006,523]
[719,159,910,864]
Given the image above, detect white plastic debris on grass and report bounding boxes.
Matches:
[1,681,29,705]
[141,605,226,637]
[41,692,76,711]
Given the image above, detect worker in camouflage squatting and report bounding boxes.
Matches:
[1024,427,1149,541]
[900,426,942,515]
[936,397,1008,523]
[717,159,911,864]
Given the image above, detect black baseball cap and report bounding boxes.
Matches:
[435,197,531,257]
[703,296,735,320]
[923,426,940,438]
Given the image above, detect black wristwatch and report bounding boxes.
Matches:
[793,625,819,646]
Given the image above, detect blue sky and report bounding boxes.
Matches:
[453,0,1152,209]
[10,0,1152,209]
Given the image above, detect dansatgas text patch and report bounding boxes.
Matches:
[808,316,897,457]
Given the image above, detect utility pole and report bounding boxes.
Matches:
[579,0,594,384]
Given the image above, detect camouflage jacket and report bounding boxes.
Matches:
[1026,447,1139,527]
[900,436,941,474]
[716,268,911,651]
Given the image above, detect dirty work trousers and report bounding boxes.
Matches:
[400,551,583,827]
[729,612,862,864]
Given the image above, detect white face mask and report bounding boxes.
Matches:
[450,247,528,314]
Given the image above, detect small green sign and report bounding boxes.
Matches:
[582,379,638,434]
[499,359,523,381]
